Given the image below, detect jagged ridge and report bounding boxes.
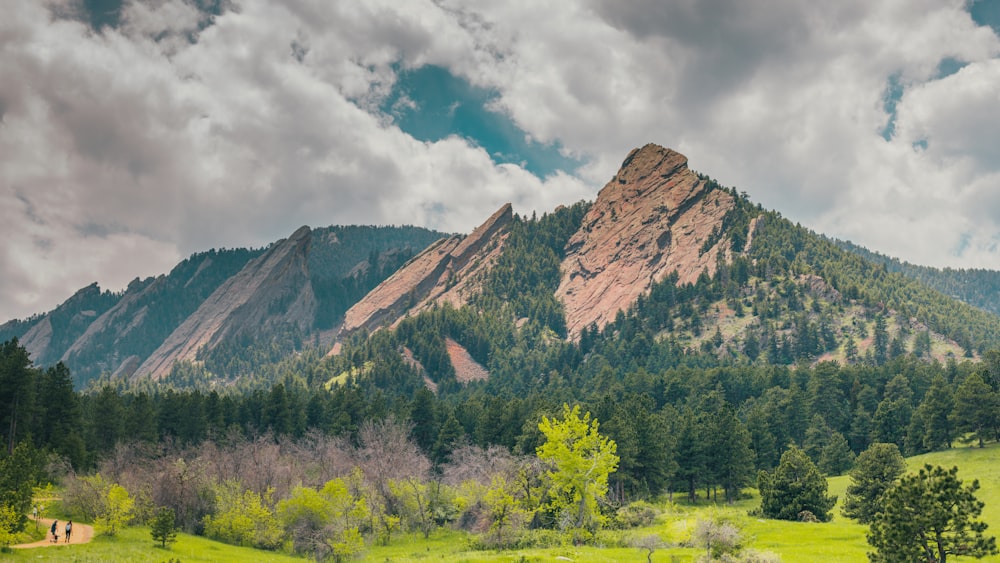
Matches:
[556,143,739,338]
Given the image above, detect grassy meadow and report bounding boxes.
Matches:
[4,443,1000,562]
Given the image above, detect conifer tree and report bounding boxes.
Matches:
[953,373,1000,448]
[150,506,178,548]
[842,443,905,524]
[868,465,997,562]
[757,446,836,522]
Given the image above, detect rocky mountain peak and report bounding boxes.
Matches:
[134,225,316,380]
[557,144,736,338]
[335,203,513,343]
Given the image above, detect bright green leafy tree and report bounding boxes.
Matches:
[537,404,619,534]
[868,465,997,563]
[277,477,369,562]
[0,442,39,536]
[483,474,527,547]
[203,480,282,550]
[95,484,134,537]
[0,504,19,548]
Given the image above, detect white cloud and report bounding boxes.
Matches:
[1,0,999,321]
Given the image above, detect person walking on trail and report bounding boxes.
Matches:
[50,520,58,543]
[65,521,72,543]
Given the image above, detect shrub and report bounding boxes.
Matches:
[612,500,661,529]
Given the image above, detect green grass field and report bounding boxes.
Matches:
[5,443,1000,562]
[1,526,306,562]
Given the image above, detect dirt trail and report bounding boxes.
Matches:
[10,517,94,549]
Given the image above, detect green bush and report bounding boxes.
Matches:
[611,500,661,529]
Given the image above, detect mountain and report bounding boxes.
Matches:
[556,144,739,337]
[0,225,443,386]
[322,143,1000,401]
[5,143,1000,391]
[134,226,317,381]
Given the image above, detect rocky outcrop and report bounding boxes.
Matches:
[61,277,159,370]
[336,204,513,340]
[18,282,110,364]
[556,144,735,338]
[134,226,316,380]
[18,315,53,363]
[445,337,489,383]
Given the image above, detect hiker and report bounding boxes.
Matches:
[50,519,58,543]
[65,520,72,543]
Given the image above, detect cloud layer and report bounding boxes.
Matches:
[1,0,998,320]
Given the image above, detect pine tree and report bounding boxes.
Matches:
[868,465,997,562]
[842,443,905,524]
[757,446,837,522]
[150,506,177,548]
[953,373,1000,448]
[919,377,955,451]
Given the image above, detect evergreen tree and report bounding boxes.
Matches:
[868,465,997,562]
[873,375,912,450]
[918,376,955,451]
[432,413,464,465]
[36,363,85,468]
[674,408,708,502]
[707,404,756,503]
[873,315,890,366]
[409,387,437,454]
[842,443,905,524]
[953,373,1000,448]
[757,446,836,522]
[150,506,178,548]
[818,431,855,476]
[0,339,35,455]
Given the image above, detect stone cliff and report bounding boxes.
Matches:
[18,282,109,365]
[335,204,513,342]
[556,144,736,338]
[134,226,316,380]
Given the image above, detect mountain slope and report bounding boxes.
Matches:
[134,226,317,381]
[337,203,513,340]
[557,144,740,337]
[834,239,1000,317]
[5,143,1000,391]
[1,226,443,387]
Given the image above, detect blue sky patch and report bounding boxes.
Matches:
[936,57,968,79]
[880,72,904,141]
[382,65,581,178]
[969,0,1000,36]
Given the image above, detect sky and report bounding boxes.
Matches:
[1,0,1000,322]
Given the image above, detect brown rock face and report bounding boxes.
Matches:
[445,337,489,383]
[557,144,735,338]
[336,204,513,340]
[134,226,316,380]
